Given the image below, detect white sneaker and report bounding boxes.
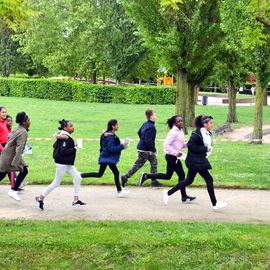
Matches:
[213,201,227,210]
[8,190,21,201]
[163,190,169,205]
[118,189,130,198]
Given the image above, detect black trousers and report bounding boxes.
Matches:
[0,144,16,187]
[0,166,28,191]
[168,169,217,206]
[81,163,122,192]
[146,154,187,199]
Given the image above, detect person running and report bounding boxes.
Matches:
[5,115,18,189]
[162,115,227,210]
[35,119,86,210]
[0,112,30,201]
[81,119,129,197]
[121,109,162,187]
[138,115,196,203]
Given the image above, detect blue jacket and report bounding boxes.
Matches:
[98,132,124,165]
[137,120,156,152]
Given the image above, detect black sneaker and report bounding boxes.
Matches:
[121,175,128,188]
[72,200,86,206]
[182,196,196,203]
[17,187,24,192]
[35,196,44,210]
[151,180,163,187]
[138,172,147,186]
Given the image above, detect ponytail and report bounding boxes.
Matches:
[193,114,213,128]
[166,115,181,129]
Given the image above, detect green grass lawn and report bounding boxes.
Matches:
[1,96,270,188]
[0,220,269,270]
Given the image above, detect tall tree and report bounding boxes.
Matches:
[121,0,223,130]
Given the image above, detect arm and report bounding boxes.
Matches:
[187,138,208,154]
[144,127,156,153]
[0,144,3,153]
[106,136,124,154]
[59,140,76,156]
[11,131,27,169]
[163,131,179,156]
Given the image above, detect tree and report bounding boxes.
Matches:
[244,0,270,143]
[17,0,145,82]
[121,0,223,131]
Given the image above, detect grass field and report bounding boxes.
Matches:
[1,96,270,188]
[0,220,269,270]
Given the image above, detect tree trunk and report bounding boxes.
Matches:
[263,90,268,106]
[227,78,238,123]
[92,62,97,84]
[186,81,195,127]
[175,69,188,133]
[252,76,264,143]
[194,85,199,105]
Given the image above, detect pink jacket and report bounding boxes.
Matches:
[163,125,187,156]
[0,118,9,153]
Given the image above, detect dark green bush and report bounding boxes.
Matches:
[0,78,176,104]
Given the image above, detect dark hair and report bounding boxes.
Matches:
[0,106,6,112]
[6,115,12,120]
[106,119,118,132]
[167,115,182,129]
[145,109,155,120]
[58,119,70,130]
[193,114,213,128]
[16,112,29,125]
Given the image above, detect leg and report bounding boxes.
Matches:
[168,169,197,196]
[173,160,188,199]
[41,164,67,197]
[0,172,8,182]
[198,170,217,206]
[81,164,107,178]
[13,167,28,191]
[124,152,148,179]
[108,164,121,192]
[8,172,16,188]
[67,165,82,200]
[146,155,175,180]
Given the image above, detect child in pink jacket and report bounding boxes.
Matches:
[138,115,196,203]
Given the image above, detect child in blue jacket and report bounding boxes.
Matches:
[81,119,129,197]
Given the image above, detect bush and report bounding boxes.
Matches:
[0,78,176,105]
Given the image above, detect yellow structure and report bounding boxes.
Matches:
[157,76,174,86]
[157,66,174,86]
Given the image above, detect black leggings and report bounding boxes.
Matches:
[0,166,28,191]
[81,163,122,192]
[168,169,217,206]
[146,154,187,199]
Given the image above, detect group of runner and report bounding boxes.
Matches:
[0,106,227,211]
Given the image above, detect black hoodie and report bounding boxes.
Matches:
[185,127,212,171]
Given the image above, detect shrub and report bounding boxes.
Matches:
[0,78,176,105]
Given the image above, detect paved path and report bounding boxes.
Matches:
[0,185,269,224]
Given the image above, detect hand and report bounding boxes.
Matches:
[207,146,212,152]
[123,143,128,149]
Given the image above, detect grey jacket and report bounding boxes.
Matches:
[0,125,28,172]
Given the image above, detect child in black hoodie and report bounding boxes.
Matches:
[35,119,86,210]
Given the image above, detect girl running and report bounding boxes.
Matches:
[138,115,195,203]
[81,119,129,197]
[0,112,30,201]
[35,119,86,210]
[5,115,18,189]
[162,115,227,210]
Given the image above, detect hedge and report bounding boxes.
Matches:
[0,78,176,105]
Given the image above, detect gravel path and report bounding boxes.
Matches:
[0,185,269,224]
